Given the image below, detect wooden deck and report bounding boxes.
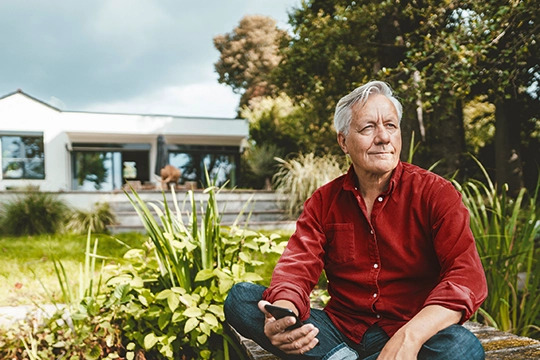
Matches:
[232,322,540,359]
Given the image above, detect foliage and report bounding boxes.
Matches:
[274,153,348,218]
[106,181,286,359]
[243,143,283,190]
[213,15,286,107]
[66,202,117,234]
[0,189,69,236]
[453,158,540,337]
[0,182,287,359]
[0,232,127,359]
[241,93,307,155]
[463,96,496,154]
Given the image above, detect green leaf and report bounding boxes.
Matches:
[219,278,234,294]
[203,313,219,327]
[184,307,203,317]
[200,321,211,335]
[184,317,199,333]
[167,292,180,312]
[158,311,172,330]
[238,252,250,262]
[195,269,215,282]
[208,304,224,318]
[144,333,158,350]
[241,272,263,282]
[156,289,173,300]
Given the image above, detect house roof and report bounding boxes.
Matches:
[0,89,61,112]
[0,89,243,121]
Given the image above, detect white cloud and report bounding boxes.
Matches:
[82,83,241,118]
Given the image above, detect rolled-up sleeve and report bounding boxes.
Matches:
[423,183,488,322]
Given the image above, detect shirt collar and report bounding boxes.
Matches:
[342,161,404,195]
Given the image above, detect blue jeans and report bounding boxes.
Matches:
[224,283,485,360]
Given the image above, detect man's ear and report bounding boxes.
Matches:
[337,132,348,154]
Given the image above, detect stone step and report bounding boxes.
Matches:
[231,322,540,359]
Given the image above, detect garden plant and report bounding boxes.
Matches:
[0,177,286,359]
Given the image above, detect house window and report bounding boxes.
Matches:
[1,132,45,179]
[168,145,239,188]
[70,143,150,191]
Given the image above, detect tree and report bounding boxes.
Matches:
[213,15,286,108]
[274,0,471,171]
[274,0,539,189]
[394,0,540,191]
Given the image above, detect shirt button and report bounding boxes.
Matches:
[373,293,377,298]
[377,196,383,202]
[376,314,381,319]
[370,230,374,235]
[373,264,379,269]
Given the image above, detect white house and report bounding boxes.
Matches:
[0,90,248,191]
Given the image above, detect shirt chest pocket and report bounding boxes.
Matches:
[324,223,355,264]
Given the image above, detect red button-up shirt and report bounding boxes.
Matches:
[263,161,487,343]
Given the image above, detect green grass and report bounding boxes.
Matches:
[0,232,147,307]
[0,229,294,308]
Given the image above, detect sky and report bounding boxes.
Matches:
[0,0,299,118]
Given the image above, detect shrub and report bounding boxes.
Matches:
[453,158,540,337]
[66,202,117,234]
[0,189,69,236]
[274,153,348,218]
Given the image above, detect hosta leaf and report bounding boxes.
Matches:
[184,307,203,317]
[144,333,158,350]
[184,317,199,333]
[195,269,214,282]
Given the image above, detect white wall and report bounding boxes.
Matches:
[0,92,248,191]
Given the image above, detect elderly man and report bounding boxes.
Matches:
[225,81,487,359]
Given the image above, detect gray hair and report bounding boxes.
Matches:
[334,81,403,136]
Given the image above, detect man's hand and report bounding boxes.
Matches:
[258,300,319,355]
[377,305,462,360]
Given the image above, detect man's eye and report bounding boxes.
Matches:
[361,125,374,133]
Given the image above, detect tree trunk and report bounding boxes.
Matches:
[494,99,524,195]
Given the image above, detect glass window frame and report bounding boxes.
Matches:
[0,132,45,180]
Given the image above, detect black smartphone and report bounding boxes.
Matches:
[264,304,304,330]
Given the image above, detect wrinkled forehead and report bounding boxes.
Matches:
[351,94,400,121]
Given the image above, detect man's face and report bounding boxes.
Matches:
[337,94,402,179]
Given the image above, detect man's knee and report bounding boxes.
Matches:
[421,325,484,360]
[225,282,265,323]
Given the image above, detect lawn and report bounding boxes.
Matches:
[0,232,147,307]
[0,229,293,307]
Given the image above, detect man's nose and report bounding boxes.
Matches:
[374,125,391,143]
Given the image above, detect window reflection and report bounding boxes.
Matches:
[1,134,45,179]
